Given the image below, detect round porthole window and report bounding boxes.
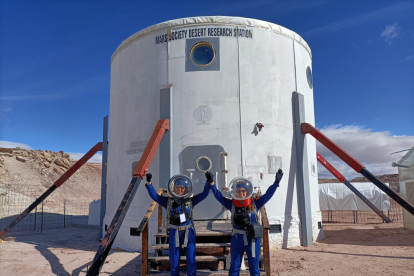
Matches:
[306,66,313,89]
[196,156,212,172]
[190,42,216,67]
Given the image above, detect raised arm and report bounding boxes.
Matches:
[255,169,283,209]
[210,184,233,210]
[192,181,210,206]
[204,171,232,210]
[144,173,168,209]
[204,171,233,210]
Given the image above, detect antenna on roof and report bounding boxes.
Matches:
[392,162,409,168]
[390,149,411,155]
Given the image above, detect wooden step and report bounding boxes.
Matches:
[151,243,231,250]
[154,230,231,237]
[147,270,266,275]
[155,221,234,237]
[151,243,263,250]
[148,255,264,262]
[148,255,226,262]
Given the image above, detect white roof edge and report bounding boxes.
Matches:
[397,146,414,167]
[111,16,312,65]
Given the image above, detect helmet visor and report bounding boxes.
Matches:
[167,174,194,199]
[229,177,254,200]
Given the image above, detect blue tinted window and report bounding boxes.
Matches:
[191,42,215,67]
[197,157,211,171]
[306,66,313,89]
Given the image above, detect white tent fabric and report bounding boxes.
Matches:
[88,200,101,226]
[319,183,391,211]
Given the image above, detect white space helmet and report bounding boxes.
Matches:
[167,174,194,200]
[228,177,254,207]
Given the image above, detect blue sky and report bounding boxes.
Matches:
[0,1,413,177]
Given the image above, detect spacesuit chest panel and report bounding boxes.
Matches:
[233,207,256,228]
[169,202,191,225]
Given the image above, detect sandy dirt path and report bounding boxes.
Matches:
[1,223,413,276]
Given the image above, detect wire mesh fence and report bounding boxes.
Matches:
[321,198,404,224]
[0,183,95,237]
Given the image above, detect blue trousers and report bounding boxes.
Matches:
[229,233,261,276]
[168,227,196,276]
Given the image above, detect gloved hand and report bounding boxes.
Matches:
[275,169,283,183]
[205,171,214,183]
[146,172,152,183]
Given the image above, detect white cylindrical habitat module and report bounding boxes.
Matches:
[105,16,323,251]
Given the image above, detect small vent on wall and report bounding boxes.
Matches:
[269,224,282,233]
[318,221,322,229]
[130,227,140,236]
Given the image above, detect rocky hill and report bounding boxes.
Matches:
[0,147,101,207]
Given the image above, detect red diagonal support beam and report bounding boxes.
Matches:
[133,119,170,179]
[302,123,365,173]
[0,142,103,239]
[317,152,391,223]
[302,122,414,217]
[316,152,346,182]
[55,142,103,186]
[87,119,169,276]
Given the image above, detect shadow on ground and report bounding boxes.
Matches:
[318,226,414,247]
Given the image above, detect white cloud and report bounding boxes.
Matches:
[0,73,108,103]
[407,54,414,60]
[0,107,12,113]
[302,2,411,37]
[0,106,12,121]
[0,93,71,102]
[381,23,401,44]
[0,141,33,150]
[68,152,102,163]
[316,125,414,179]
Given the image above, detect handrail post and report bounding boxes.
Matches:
[260,206,271,276]
[158,199,163,232]
[141,222,149,276]
[263,227,270,276]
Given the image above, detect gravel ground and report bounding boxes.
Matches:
[0,223,413,276]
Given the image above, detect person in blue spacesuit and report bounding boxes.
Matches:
[145,172,212,276]
[207,169,283,276]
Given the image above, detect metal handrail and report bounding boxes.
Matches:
[137,188,164,234]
